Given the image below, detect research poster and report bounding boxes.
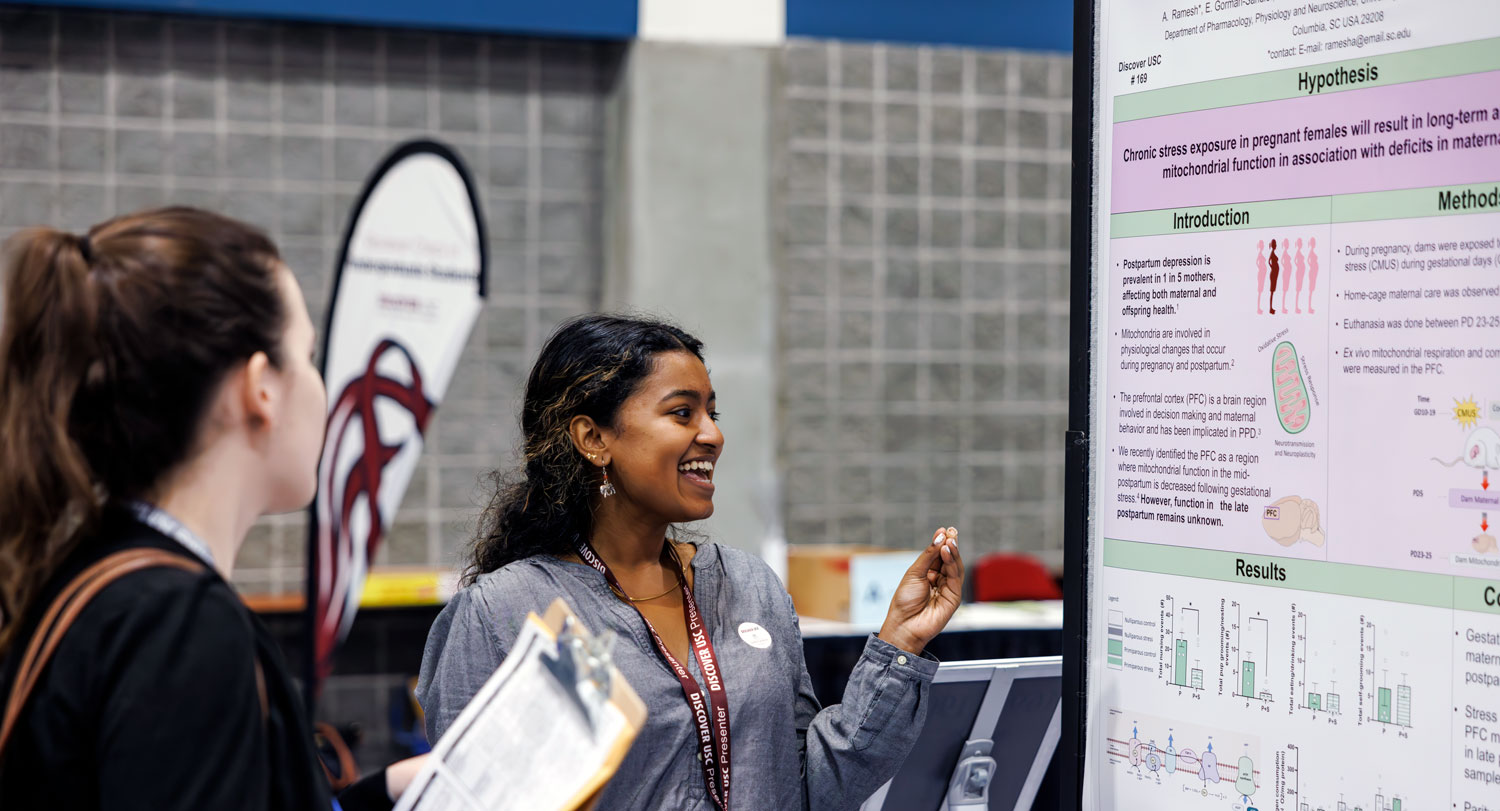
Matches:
[1084,2,1500,809]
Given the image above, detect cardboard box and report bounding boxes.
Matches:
[786,545,915,623]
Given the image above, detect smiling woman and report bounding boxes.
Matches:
[417,313,965,811]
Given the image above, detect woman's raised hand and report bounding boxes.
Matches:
[877,527,964,655]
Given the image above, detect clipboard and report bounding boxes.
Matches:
[394,598,647,811]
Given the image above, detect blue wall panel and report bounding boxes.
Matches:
[15,0,637,39]
[21,0,1069,50]
[788,0,1072,52]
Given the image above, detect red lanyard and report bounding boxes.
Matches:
[576,541,732,810]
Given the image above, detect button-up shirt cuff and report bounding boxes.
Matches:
[862,634,940,681]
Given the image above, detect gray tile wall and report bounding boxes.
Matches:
[775,40,1072,566]
[0,7,618,593]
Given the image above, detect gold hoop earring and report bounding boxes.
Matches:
[599,467,617,498]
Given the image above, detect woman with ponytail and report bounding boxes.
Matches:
[0,207,421,809]
[418,314,966,811]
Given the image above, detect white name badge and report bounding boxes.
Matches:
[737,622,772,649]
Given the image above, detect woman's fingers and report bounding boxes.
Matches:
[939,537,964,606]
[917,526,961,611]
[937,528,958,563]
[943,534,962,576]
[908,526,951,578]
[908,535,941,576]
[910,526,962,610]
[922,528,945,554]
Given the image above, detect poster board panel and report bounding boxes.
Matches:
[1073,2,1500,808]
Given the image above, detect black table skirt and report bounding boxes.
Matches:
[263,607,1064,703]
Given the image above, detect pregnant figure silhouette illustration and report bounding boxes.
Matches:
[1294,238,1306,313]
[1256,240,1267,314]
[1267,238,1280,314]
[1280,237,1291,313]
[1306,237,1318,314]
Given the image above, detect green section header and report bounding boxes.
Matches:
[1104,537,1500,614]
[1454,575,1500,614]
[1115,36,1500,123]
[1111,197,1331,238]
[1103,537,1456,608]
[1104,537,1500,615]
[1110,180,1500,238]
[1334,180,1500,223]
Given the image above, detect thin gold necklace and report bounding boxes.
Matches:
[608,543,685,603]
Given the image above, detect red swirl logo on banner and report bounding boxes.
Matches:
[313,339,433,685]
[303,140,486,709]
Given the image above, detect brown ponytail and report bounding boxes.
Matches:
[0,207,286,655]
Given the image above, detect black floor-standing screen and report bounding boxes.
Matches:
[865,658,1062,811]
[980,676,1060,810]
[881,679,990,811]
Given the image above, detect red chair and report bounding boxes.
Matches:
[970,553,1062,602]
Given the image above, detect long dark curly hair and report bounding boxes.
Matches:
[464,313,705,582]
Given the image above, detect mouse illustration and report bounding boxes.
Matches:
[1262,495,1324,547]
[1433,427,1500,469]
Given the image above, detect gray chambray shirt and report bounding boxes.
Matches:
[416,542,938,811]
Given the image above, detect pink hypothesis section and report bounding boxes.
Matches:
[1111,69,1500,214]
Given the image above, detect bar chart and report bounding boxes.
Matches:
[1165,596,1205,691]
[1231,602,1272,703]
[1285,745,1414,811]
[1293,610,1343,716]
[1362,620,1413,730]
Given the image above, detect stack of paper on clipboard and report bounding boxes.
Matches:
[395,599,646,811]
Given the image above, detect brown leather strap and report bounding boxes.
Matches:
[314,721,359,791]
[254,659,269,722]
[0,548,204,763]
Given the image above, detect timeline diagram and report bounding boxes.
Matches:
[1433,416,1500,559]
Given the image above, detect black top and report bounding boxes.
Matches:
[0,507,333,810]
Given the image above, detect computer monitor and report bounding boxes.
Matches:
[860,656,1062,811]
